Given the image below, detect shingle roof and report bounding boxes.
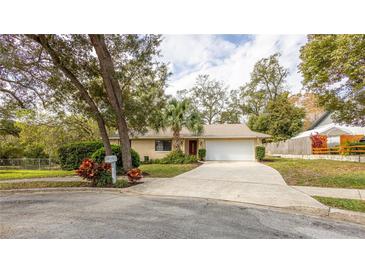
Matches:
[110,123,270,139]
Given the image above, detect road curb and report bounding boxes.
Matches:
[328,208,365,225]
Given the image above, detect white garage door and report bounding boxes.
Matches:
[205,139,255,161]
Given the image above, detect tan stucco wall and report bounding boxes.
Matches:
[131,139,172,160]
[130,138,262,160]
[110,139,120,145]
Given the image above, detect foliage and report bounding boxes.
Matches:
[248,93,305,141]
[153,150,198,164]
[114,179,129,188]
[178,75,229,124]
[347,141,365,154]
[15,111,100,158]
[310,133,327,148]
[299,34,365,126]
[0,34,170,170]
[58,141,104,170]
[126,168,143,182]
[0,119,20,137]
[23,144,48,158]
[255,146,265,161]
[236,53,288,118]
[76,158,112,187]
[91,144,140,170]
[155,98,203,150]
[198,148,206,161]
[0,140,24,159]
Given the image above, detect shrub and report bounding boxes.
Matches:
[255,146,265,161]
[91,144,140,171]
[24,144,48,158]
[154,150,198,164]
[346,141,365,155]
[76,158,112,187]
[115,179,129,188]
[58,141,104,170]
[198,148,206,161]
[127,168,143,182]
[0,141,24,159]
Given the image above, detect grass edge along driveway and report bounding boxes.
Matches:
[313,196,365,213]
[264,157,365,189]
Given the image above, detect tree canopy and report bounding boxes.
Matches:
[178,75,229,124]
[299,34,365,126]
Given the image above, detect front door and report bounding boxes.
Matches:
[188,140,197,155]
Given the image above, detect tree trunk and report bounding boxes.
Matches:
[89,34,132,170]
[27,35,113,156]
[173,130,182,151]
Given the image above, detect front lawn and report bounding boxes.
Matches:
[313,196,365,213]
[0,179,133,190]
[140,163,199,178]
[0,169,75,181]
[0,180,90,190]
[264,157,365,189]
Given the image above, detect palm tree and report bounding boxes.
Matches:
[159,98,203,151]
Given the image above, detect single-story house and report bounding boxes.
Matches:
[110,124,270,161]
[292,112,365,147]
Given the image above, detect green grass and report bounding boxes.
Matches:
[264,157,365,189]
[0,169,75,181]
[0,180,91,190]
[0,179,133,190]
[313,196,365,213]
[140,163,199,178]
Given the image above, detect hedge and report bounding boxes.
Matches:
[198,148,206,161]
[151,150,197,164]
[91,144,140,170]
[58,141,104,170]
[255,146,265,161]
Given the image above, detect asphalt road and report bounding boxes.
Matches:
[1,191,365,239]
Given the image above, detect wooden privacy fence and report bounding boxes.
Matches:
[312,145,365,155]
[265,137,312,155]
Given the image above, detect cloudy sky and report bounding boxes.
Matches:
[160,35,307,95]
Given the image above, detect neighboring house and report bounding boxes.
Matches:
[110,124,270,161]
[292,112,365,146]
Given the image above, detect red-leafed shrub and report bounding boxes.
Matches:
[76,158,112,187]
[126,168,143,183]
[310,133,327,148]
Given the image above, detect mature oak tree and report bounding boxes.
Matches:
[178,75,228,124]
[0,34,168,170]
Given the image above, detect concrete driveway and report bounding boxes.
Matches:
[129,161,327,213]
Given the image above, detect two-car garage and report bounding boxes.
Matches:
[205,139,255,161]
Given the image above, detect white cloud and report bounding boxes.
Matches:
[160,35,307,95]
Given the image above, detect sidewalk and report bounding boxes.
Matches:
[293,186,365,200]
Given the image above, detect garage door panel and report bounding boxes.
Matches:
[206,140,254,161]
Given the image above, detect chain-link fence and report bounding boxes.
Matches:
[0,158,60,170]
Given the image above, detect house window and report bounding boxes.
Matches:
[155,140,172,151]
